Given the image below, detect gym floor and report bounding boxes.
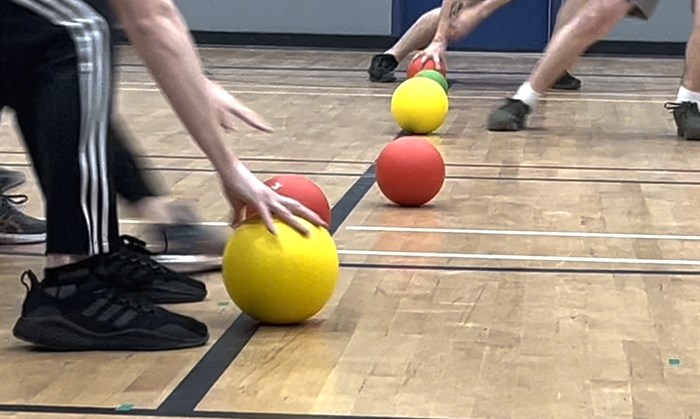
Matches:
[0,46,698,419]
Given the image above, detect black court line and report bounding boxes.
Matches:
[0,150,375,166]
[2,162,694,186]
[0,163,366,178]
[340,262,700,276]
[116,62,682,80]
[444,162,700,174]
[2,251,698,278]
[155,163,377,415]
[0,404,428,419]
[445,175,700,186]
[3,151,697,174]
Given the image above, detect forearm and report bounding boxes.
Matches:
[110,0,235,173]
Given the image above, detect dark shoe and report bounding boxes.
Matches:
[367,53,398,83]
[144,203,227,273]
[12,269,208,351]
[104,235,208,304]
[552,71,582,91]
[0,168,26,193]
[487,98,532,132]
[0,194,46,245]
[665,101,700,140]
[148,224,226,273]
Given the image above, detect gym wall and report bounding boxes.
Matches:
[173,0,393,35]
[171,0,690,55]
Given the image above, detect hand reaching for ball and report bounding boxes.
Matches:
[411,41,448,76]
[221,160,327,236]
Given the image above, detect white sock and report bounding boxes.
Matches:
[513,82,542,108]
[677,85,700,105]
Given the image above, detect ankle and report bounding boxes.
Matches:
[513,82,542,108]
[677,85,700,105]
[46,254,91,269]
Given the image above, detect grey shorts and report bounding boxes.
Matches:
[629,0,695,19]
[628,0,660,19]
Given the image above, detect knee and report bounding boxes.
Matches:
[425,7,441,21]
[448,0,510,39]
[569,0,630,40]
[478,0,511,18]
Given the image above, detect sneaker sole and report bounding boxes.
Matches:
[13,316,208,351]
[487,120,526,132]
[0,173,27,193]
[368,73,397,83]
[152,254,222,274]
[149,287,208,304]
[0,232,46,245]
[684,127,700,141]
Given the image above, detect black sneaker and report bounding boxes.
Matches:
[12,268,209,351]
[368,53,398,82]
[0,167,25,193]
[487,98,532,131]
[665,101,700,140]
[104,235,208,304]
[0,194,46,245]
[552,71,582,91]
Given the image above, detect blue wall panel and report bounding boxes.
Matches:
[397,0,554,52]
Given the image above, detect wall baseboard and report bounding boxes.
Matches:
[114,30,686,57]
[587,40,686,57]
[115,30,394,50]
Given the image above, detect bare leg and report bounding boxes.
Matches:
[389,0,510,60]
[368,0,509,82]
[386,8,442,63]
[486,0,634,131]
[681,3,700,95]
[667,0,700,140]
[369,0,586,84]
[552,0,588,33]
[528,0,633,95]
[550,0,588,88]
[448,0,510,40]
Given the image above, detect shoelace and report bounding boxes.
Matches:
[120,234,171,257]
[664,101,699,113]
[118,235,172,275]
[1,193,29,207]
[20,270,39,292]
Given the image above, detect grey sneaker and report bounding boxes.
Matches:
[0,194,46,245]
[145,203,227,273]
[368,53,398,83]
[665,101,700,140]
[552,71,582,91]
[487,98,532,132]
[0,168,26,193]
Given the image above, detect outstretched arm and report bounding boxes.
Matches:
[417,0,510,66]
[109,0,324,234]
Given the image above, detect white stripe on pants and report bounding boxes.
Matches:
[10,0,111,255]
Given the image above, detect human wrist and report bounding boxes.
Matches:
[210,148,241,184]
